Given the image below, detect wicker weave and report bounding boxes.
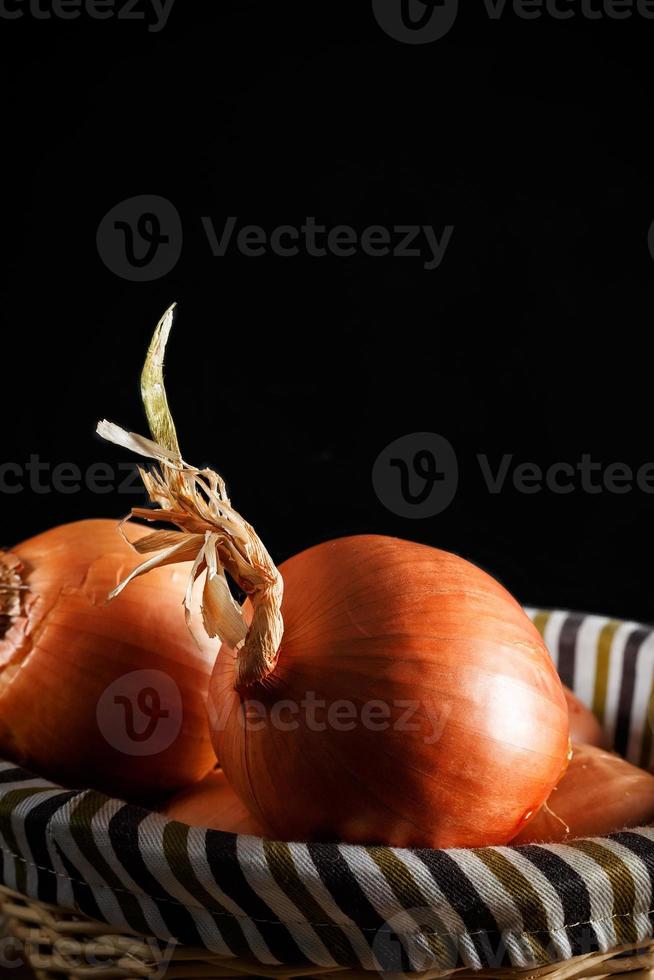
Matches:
[2,885,654,980]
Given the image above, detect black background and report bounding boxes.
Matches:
[1,0,653,623]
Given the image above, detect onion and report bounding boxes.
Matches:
[564,686,606,748]
[208,537,569,847]
[0,519,217,801]
[161,768,266,834]
[98,305,570,848]
[514,743,654,844]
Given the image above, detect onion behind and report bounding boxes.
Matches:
[161,769,266,834]
[0,520,217,801]
[564,686,606,748]
[514,743,654,843]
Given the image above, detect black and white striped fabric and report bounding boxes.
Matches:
[2,608,654,975]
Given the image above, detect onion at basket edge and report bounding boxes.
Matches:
[97,303,571,850]
[564,686,607,749]
[0,518,218,802]
[514,742,654,844]
[161,768,266,834]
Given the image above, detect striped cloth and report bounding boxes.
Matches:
[526,609,654,768]
[1,609,654,975]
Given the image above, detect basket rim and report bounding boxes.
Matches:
[1,606,654,977]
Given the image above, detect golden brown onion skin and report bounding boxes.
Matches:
[210,535,569,849]
[162,768,266,834]
[0,520,217,801]
[514,743,654,843]
[564,686,606,748]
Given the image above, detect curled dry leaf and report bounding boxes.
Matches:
[97,304,283,690]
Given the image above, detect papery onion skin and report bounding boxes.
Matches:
[0,520,217,801]
[161,768,266,834]
[514,743,654,843]
[563,686,606,749]
[209,535,569,849]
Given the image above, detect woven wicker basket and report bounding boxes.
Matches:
[2,608,654,980]
[2,884,654,980]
